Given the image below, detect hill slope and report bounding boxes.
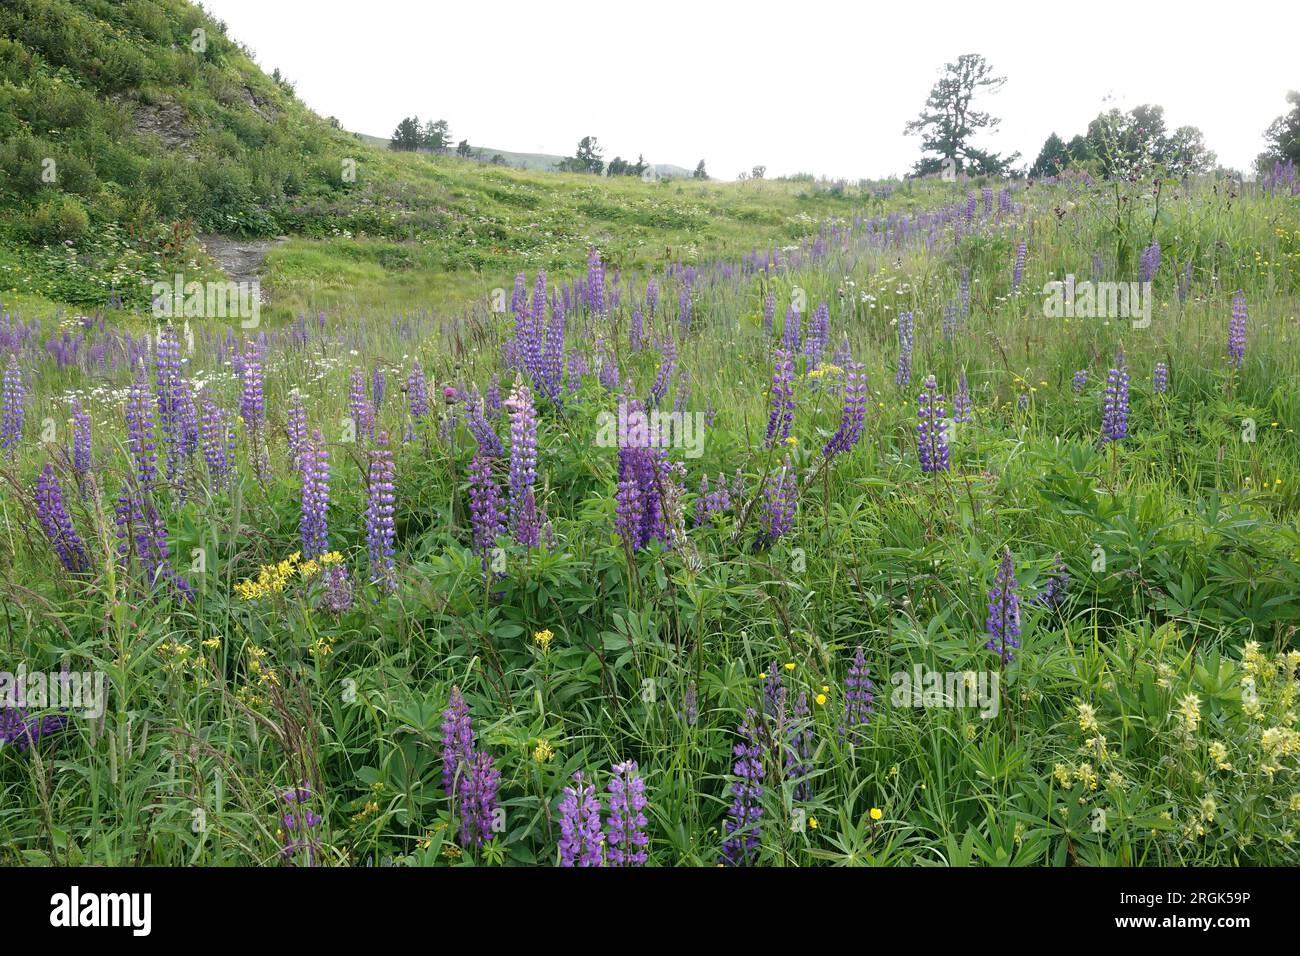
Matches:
[0,0,940,321]
[356,133,694,178]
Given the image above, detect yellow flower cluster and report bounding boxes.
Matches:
[805,363,844,382]
[234,551,344,600]
[158,638,213,687]
[1077,701,1099,734]
[247,644,279,689]
[1175,693,1202,735]
[1053,761,1101,791]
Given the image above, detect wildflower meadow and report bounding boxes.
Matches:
[4,169,1298,870]
[1,2,1298,900]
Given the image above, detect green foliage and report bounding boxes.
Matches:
[1258,90,1300,172]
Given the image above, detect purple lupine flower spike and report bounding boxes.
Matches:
[125,372,159,491]
[239,339,266,475]
[952,371,972,424]
[942,301,957,341]
[823,361,866,458]
[615,453,644,549]
[465,387,504,457]
[985,548,1022,665]
[406,360,429,430]
[505,378,539,547]
[364,431,397,591]
[721,708,764,866]
[154,324,186,489]
[1139,238,1161,283]
[35,463,88,573]
[764,349,795,448]
[349,367,375,441]
[1153,362,1168,394]
[1101,350,1130,443]
[758,456,797,545]
[782,303,801,352]
[199,394,235,490]
[239,339,264,425]
[787,691,814,802]
[287,389,307,470]
[71,400,92,487]
[467,451,506,562]
[648,336,676,408]
[459,752,501,848]
[441,687,474,799]
[1228,291,1247,369]
[839,646,874,740]
[1011,239,1027,294]
[1035,553,1070,609]
[916,374,950,473]
[606,760,649,866]
[895,311,914,387]
[804,300,829,364]
[299,429,330,559]
[558,771,604,867]
[1,354,24,459]
[630,307,644,352]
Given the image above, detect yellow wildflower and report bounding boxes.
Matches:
[1209,741,1232,770]
[1176,693,1201,734]
[1077,702,1099,734]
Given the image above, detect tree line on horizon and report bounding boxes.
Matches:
[906,53,1299,181]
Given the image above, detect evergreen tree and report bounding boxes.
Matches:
[1030,132,1068,178]
[904,53,1018,176]
[390,115,423,151]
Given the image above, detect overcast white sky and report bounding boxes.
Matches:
[199,0,1298,179]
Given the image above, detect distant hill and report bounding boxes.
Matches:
[356,133,694,178]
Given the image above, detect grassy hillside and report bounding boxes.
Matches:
[357,133,695,179]
[0,0,935,323]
